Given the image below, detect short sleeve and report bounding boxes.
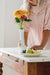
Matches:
[43,4,50,30]
[20,0,29,11]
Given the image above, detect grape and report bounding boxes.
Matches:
[33,48,36,50]
[22,50,26,53]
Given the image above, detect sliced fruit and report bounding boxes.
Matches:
[32,50,40,54]
[32,50,36,54]
[26,49,32,53]
[36,51,40,53]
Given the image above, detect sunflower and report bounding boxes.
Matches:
[13,10,30,18]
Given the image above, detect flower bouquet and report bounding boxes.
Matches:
[13,10,32,53]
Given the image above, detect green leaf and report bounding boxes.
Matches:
[24,18,32,22]
[15,18,20,23]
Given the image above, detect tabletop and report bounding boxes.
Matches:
[0,48,50,62]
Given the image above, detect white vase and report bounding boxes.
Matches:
[18,29,27,54]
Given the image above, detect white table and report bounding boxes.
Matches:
[0,48,50,75]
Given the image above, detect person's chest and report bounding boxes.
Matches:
[29,9,46,28]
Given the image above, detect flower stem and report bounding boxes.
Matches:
[20,19,23,29]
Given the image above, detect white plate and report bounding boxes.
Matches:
[21,52,42,57]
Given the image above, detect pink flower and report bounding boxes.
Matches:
[22,15,27,18]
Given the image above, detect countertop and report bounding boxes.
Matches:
[0,48,50,62]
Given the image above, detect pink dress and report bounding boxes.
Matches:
[21,0,50,49]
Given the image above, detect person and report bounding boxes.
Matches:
[17,0,50,50]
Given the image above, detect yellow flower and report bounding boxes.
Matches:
[13,10,30,18]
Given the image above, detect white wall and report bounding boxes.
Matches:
[4,0,23,47]
[0,0,23,75]
[0,0,5,47]
[0,0,23,48]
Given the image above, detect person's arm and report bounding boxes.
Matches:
[31,30,50,50]
[17,30,50,49]
[24,32,28,46]
[34,3,50,50]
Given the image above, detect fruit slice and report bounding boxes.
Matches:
[32,50,36,54]
[32,50,40,54]
[36,51,40,53]
[26,49,32,53]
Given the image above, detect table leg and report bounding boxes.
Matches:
[0,62,3,75]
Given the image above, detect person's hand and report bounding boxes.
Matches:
[17,41,21,47]
[31,45,43,50]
